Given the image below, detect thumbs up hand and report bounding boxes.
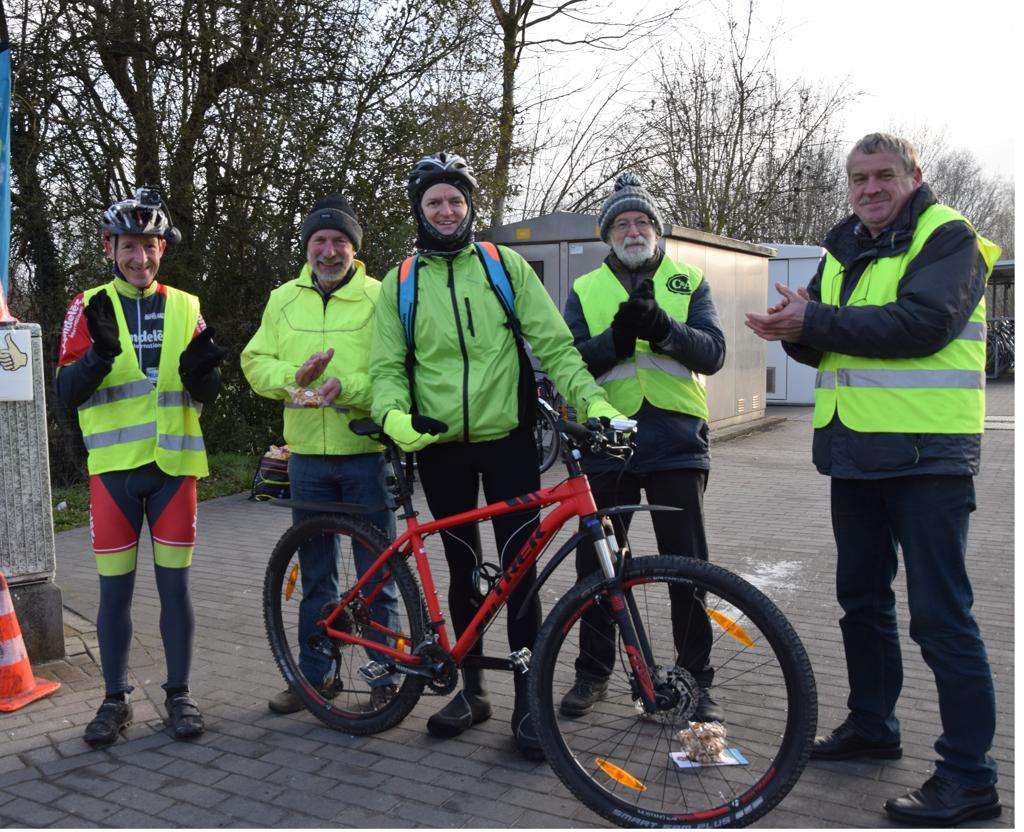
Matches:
[0,333,28,371]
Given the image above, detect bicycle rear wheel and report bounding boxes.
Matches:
[530,556,816,828]
[535,404,560,473]
[264,513,428,734]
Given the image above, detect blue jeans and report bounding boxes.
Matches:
[289,452,400,687]
[831,475,997,787]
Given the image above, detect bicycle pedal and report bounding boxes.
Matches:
[509,648,532,673]
[358,661,391,682]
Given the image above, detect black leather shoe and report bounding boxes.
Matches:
[811,719,902,760]
[559,677,608,716]
[884,776,1001,826]
[691,686,725,723]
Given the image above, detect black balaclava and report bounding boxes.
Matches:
[412,180,475,254]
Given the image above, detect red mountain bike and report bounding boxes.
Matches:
[263,407,816,828]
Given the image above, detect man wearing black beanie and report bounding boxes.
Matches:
[242,193,401,715]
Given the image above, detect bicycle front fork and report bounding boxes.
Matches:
[592,521,660,714]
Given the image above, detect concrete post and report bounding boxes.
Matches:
[0,322,65,661]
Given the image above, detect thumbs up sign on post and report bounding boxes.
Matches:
[0,333,28,372]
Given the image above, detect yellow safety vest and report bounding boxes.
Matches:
[77,282,208,477]
[573,256,709,419]
[813,203,1000,434]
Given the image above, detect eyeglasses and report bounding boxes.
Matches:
[611,217,653,234]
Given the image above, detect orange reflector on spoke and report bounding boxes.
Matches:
[706,607,754,647]
[396,638,409,652]
[285,563,299,601]
[595,758,646,792]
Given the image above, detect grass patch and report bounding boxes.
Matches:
[52,452,255,533]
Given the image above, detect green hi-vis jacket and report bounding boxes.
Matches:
[241,261,382,456]
[814,203,1001,434]
[370,243,608,443]
[77,281,206,477]
[572,256,709,420]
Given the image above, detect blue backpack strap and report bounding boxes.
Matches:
[474,242,521,338]
[398,254,419,348]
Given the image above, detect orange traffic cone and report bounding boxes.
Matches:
[0,572,61,711]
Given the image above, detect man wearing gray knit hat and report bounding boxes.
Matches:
[561,173,727,720]
[242,192,401,715]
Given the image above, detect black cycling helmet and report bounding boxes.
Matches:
[101,185,181,245]
[406,152,478,204]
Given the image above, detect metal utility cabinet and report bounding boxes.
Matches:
[764,245,825,404]
[484,212,775,430]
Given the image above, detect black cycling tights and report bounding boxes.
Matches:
[98,566,195,696]
[416,426,542,660]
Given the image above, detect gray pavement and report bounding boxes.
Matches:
[1,375,1014,828]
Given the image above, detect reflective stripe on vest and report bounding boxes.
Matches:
[812,203,1000,435]
[82,422,157,450]
[574,257,708,419]
[80,379,154,410]
[77,282,208,477]
[596,352,695,384]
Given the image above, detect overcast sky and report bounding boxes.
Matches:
[760,0,1015,179]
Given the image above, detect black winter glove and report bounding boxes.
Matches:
[179,327,227,379]
[609,316,637,358]
[84,292,122,360]
[613,279,673,344]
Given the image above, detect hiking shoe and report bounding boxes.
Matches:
[268,683,340,714]
[369,684,398,710]
[84,698,133,748]
[165,692,204,739]
[559,677,608,716]
[691,685,725,723]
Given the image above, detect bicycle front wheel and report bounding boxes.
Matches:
[530,556,816,828]
[264,513,428,734]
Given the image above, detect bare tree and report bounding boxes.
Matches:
[633,1,854,244]
[893,126,1015,258]
[485,0,684,227]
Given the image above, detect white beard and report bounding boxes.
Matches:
[611,234,657,269]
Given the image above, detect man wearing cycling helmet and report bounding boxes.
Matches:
[242,193,401,715]
[370,152,625,759]
[561,173,726,721]
[57,186,226,747]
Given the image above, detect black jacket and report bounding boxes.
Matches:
[783,184,987,478]
[563,250,726,473]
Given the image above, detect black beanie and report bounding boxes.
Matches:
[300,193,363,252]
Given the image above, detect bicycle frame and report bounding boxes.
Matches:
[321,471,607,669]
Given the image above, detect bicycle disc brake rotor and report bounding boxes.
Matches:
[637,664,698,720]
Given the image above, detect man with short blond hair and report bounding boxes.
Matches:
[746,132,1001,825]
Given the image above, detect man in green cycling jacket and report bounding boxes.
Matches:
[370,152,624,759]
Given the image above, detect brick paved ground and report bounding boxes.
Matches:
[1,376,1013,828]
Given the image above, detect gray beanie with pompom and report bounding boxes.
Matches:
[597,173,663,242]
